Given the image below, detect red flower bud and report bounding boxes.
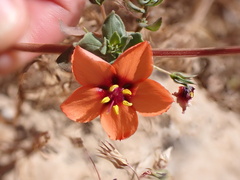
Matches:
[173,86,195,113]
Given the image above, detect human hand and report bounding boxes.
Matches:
[0,0,86,75]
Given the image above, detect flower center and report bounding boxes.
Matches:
[101,84,132,115]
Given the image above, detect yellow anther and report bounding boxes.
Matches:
[122,100,133,106]
[101,97,110,104]
[109,84,119,92]
[122,89,132,95]
[190,92,194,98]
[113,105,119,115]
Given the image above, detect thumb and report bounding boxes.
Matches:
[0,0,86,75]
[0,0,29,52]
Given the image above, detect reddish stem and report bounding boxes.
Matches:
[13,43,70,53]
[13,43,240,57]
[152,46,240,57]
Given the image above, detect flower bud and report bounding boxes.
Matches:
[173,86,195,113]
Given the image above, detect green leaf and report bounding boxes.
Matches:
[138,0,150,5]
[123,32,144,51]
[138,18,149,28]
[150,0,164,6]
[89,0,105,5]
[74,32,102,54]
[56,46,75,72]
[138,0,163,6]
[145,17,162,31]
[150,169,170,180]
[170,72,196,86]
[119,35,133,51]
[126,0,145,13]
[109,31,121,45]
[99,37,108,55]
[102,11,126,39]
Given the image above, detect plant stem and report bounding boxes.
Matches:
[84,148,102,180]
[100,4,106,20]
[127,164,140,180]
[135,6,149,32]
[153,65,171,75]
[152,46,240,57]
[12,43,240,57]
[13,43,70,53]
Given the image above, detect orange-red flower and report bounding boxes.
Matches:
[61,42,173,140]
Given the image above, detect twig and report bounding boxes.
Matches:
[152,46,240,57]
[12,43,70,53]
[84,148,102,180]
[153,65,171,75]
[135,6,149,32]
[127,164,140,180]
[100,5,107,20]
[12,43,240,57]
[70,138,101,180]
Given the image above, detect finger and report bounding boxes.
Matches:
[0,0,86,75]
[19,0,86,44]
[0,0,29,52]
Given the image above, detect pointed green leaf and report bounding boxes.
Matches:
[145,17,162,31]
[138,0,163,6]
[123,32,144,51]
[170,72,195,85]
[119,35,133,51]
[102,11,126,39]
[89,0,105,5]
[99,37,108,55]
[74,32,102,55]
[147,0,163,6]
[138,0,150,5]
[150,0,163,6]
[109,31,121,45]
[173,72,197,79]
[150,169,169,180]
[127,0,145,13]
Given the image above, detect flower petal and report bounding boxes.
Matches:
[100,105,138,140]
[61,86,102,122]
[112,41,153,83]
[132,79,173,116]
[72,46,115,86]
